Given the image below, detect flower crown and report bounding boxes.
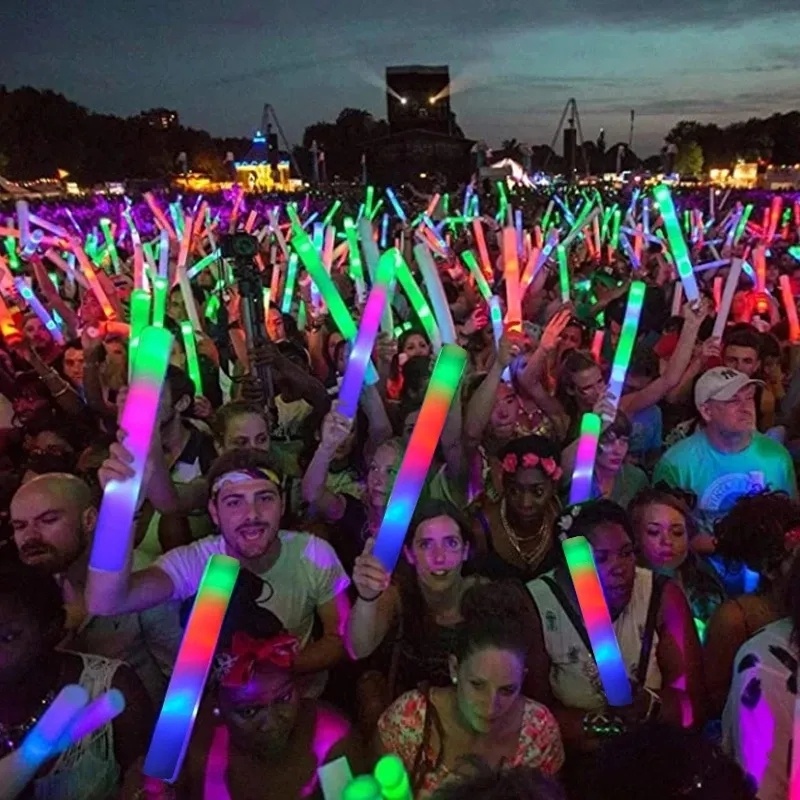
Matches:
[501,452,563,481]
[556,504,583,538]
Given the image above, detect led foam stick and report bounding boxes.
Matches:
[374,754,412,800]
[605,281,646,421]
[89,326,173,573]
[145,554,240,782]
[462,250,492,301]
[157,229,170,279]
[380,213,390,249]
[501,228,522,333]
[281,253,298,313]
[151,276,168,327]
[557,244,570,303]
[385,188,407,223]
[562,533,632,706]
[28,213,70,240]
[590,330,604,365]
[18,685,88,765]
[323,199,342,227]
[652,185,700,304]
[15,200,31,248]
[734,204,753,244]
[780,274,800,343]
[318,756,354,800]
[489,295,504,350]
[472,219,493,281]
[561,206,600,253]
[71,243,117,320]
[343,776,382,800]
[357,218,393,333]
[14,278,64,345]
[128,289,151,370]
[99,219,121,273]
[569,412,602,506]
[368,198,384,223]
[372,344,467,572]
[415,243,457,345]
[711,258,743,339]
[186,250,220,281]
[144,192,176,239]
[180,321,203,395]
[0,294,22,347]
[337,250,395,419]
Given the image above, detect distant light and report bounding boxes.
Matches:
[428,96,436,105]
[419,173,427,178]
[399,97,408,105]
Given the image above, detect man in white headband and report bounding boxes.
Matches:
[87,449,351,698]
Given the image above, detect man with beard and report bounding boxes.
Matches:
[87,448,350,698]
[10,473,182,703]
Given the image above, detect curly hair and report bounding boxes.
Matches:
[431,758,565,800]
[713,491,800,578]
[564,499,634,544]
[454,580,535,663]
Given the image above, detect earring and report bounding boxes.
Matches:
[212,706,221,717]
[451,676,458,685]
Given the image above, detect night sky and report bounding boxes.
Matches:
[5,0,800,156]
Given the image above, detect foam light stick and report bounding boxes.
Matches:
[180,321,203,395]
[652,185,700,304]
[128,289,151,371]
[590,330,604,365]
[415,243,457,345]
[489,295,504,350]
[343,776,383,800]
[281,253,298,313]
[157,229,170,279]
[15,200,31,248]
[99,219,121,273]
[605,281,646,421]
[385,187,407,223]
[501,228,522,333]
[557,244,570,303]
[151,276,168,327]
[711,257,743,339]
[357,218,393,333]
[0,293,22,347]
[569,412,602,506]
[372,344,467,572]
[471,219,493,281]
[144,554,240,782]
[380,213,390,249]
[374,754,412,800]
[780,275,800,343]
[14,278,64,345]
[562,532,632,706]
[318,756,354,800]
[28,213,70,240]
[671,282,683,317]
[186,250,220,280]
[71,242,117,320]
[144,192,176,239]
[89,326,172,573]
[338,250,395,419]
[462,250,492,301]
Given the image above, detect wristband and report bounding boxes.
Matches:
[356,590,382,603]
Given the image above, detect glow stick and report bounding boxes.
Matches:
[0,293,23,347]
[562,534,632,706]
[20,229,44,260]
[186,250,220,280]
[18,685,88,765]
[343,776,382,800]
[373,344,467,571]
[671,282,683,317]
[151,277,168,327]
[590,330,604,364]
[322,225,336,273]
[338,249,395,419]
[561,207,600,253]
[28,213,69,240]
[734,204,753,244]
[557,244,570,303]
[281,253,298,313]
[472,219,493,281]
[180,321,203,395]
[489,295,504,349]
[144,554,240,782]
[15,201,31,248]
[425,193,440,218]
[144,192,176,239]
[501,228,522,333]
[414,243,457,345]
[90,326,172,572]
[569,412,602,505]
[71,243,117,320]
[780,275,800,343]
[318,757,354,800]
[395,256,440,350]
[64,690,125,745]
[711,258,743,339]
[128,289,151,373]
[368,198,384,223]
[14,278,64,345]
[344,217,367,303]
[462,250,491,301]
[380,213,390,249]
[374,754,412,800]
[358,218,393,333]
[99,219,121,273]
[606,281,646,420]
[385,187,407,223]
[652,185,699,304]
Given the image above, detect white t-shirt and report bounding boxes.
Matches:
[155,531,349,696]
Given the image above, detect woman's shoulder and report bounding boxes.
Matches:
[520,696,560,731]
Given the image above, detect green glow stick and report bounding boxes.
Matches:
[281,253,298,313]
[652,185,699,303]
[365,186,375,219]
[151,277,168,327]
[322,199,341,227]
[128,289,151,373]
[99,219,121,273]
[734,204,753,244]
[180,321,203,395]
[610,208,622,249]
[395,253,441,350]
[606,281,646,420]
[461,250,492,301]
[374,755,412,800]
[558,244,570,302]
[343,218,366,300]
[367,197,384,222]
[343,776,382,800]
[3,238,19,271]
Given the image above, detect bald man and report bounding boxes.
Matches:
[11,474,182,703]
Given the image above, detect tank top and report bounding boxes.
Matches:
[526,567,662,711]
[31,653,121,800]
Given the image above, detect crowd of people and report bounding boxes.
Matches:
[1,182,799,799]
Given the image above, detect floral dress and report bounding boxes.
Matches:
[377,689,564,798]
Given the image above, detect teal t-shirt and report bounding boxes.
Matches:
[653,429,797,536]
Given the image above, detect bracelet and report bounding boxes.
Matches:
[356,590,382,603]
[582,711,626,738]
[644,687,662,722]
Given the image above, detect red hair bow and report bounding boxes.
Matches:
[221,632,299,688]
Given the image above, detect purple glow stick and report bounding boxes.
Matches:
[568,412,602,506]
[338,250,396,419]
[19,685,88,765]
[89,326,173,572]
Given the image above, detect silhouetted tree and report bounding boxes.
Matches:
[675,141,704,177]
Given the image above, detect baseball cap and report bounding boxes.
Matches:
[694,367,764,407]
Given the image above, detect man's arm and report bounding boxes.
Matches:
[293,591,351,675]
[87,563,176,616]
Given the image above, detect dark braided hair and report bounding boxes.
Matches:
[431,758,565,800]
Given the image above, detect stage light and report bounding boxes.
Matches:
[428,97,436,105]
[399,97,408,105]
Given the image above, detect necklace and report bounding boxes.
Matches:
[500,499,554,571]
[0,688,58,756]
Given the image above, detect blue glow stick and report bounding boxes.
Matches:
[385,188,407,223]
